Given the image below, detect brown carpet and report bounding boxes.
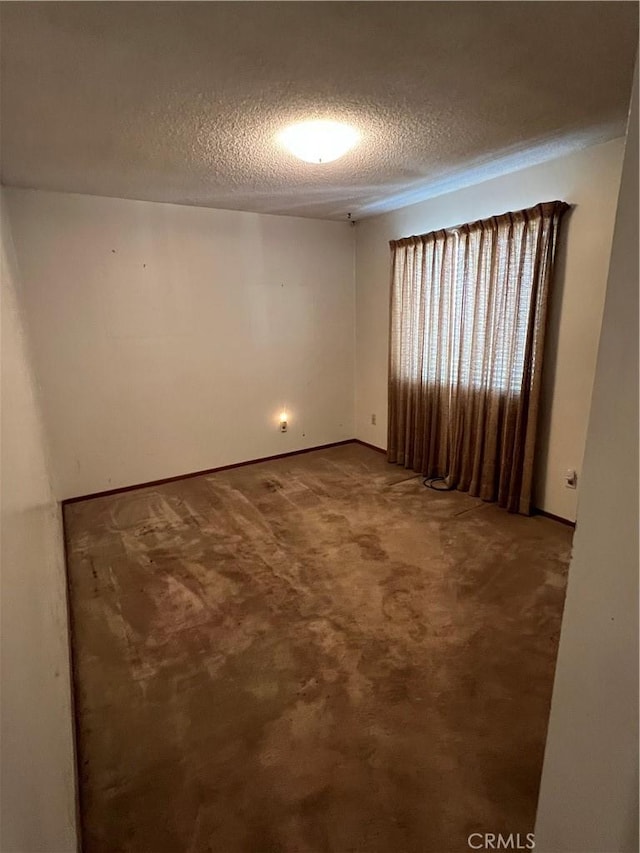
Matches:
[64,443,571,853]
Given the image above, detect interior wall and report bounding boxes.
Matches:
[534,63,638,853]
[0,191,77,851]
[355,138,625,521]
[5,190,356,500]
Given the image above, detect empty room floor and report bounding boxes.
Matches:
[64,443,571,853]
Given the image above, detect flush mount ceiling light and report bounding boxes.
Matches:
[278,120,360,164]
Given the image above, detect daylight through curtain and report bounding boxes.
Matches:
[387,201,569,514]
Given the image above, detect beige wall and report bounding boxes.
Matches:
[7,137,624,520]
[0,191,77,851]
[355,138,625,521]
[5,190,356,500]
[535,65,638,852]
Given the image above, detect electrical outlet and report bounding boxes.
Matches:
[371,413,377,426]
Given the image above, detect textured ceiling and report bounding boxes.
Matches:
[1,2,637,220]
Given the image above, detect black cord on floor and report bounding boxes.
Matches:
[423,476,452,491]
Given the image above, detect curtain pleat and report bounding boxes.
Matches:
[387,201,569,514]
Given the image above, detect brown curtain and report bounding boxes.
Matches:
[388,201,569,514]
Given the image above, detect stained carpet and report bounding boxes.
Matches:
[64,443,571,853]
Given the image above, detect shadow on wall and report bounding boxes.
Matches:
[532,207,573,509]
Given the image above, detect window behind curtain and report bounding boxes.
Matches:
[388,201,569,514]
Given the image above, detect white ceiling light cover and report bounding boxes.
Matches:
[278,120,360,164]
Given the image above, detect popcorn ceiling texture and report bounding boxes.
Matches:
[0,2,637,220]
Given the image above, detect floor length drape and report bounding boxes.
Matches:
[387,201,569,514]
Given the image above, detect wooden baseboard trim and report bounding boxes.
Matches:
[353,438,387,455]
[532,508,576,528]
[61,439,572,530]
[62,439,357,506]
